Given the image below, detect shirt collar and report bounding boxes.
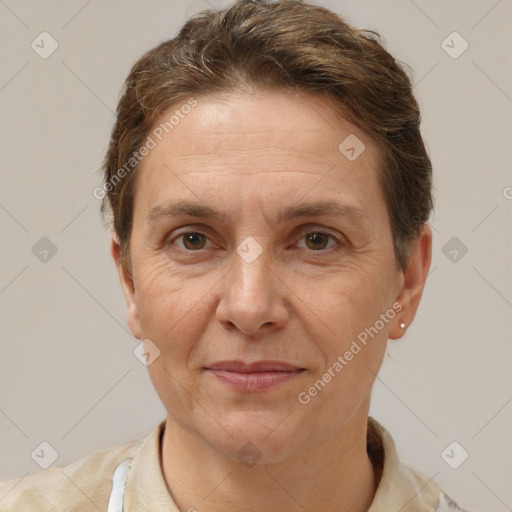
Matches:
[124,417,443,511]
[124,419,178,511]
[367,417,443,511]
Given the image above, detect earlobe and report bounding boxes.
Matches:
[389,224,433,340]
[110,234,143,340]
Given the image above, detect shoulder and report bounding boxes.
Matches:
[0,437,142,512]
[399,463,474,512]
[368,417,475,512]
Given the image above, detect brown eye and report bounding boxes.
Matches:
[179,232,208,250]
[304,232,333,250]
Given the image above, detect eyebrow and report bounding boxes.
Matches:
[145,199,369,227]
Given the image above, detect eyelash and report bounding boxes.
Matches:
[167,228,344,254]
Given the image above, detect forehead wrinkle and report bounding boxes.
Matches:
[156,144,335,163]
[144,198,369,231]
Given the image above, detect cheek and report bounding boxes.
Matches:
[300,268,391,402]
[134,258,211,357]
[297,273,390,420]
[311,265,390,347]
[313,269,391,382]
[134,264,213,414]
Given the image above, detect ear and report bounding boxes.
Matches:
[388,223,432,340]
[110,233,142,340]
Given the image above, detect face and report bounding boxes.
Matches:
[114,88,429,462]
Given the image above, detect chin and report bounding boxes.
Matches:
[201,409,308,464]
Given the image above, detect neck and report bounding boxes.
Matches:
[160,404,379,512]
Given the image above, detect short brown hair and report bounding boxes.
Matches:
[100,0,433,272]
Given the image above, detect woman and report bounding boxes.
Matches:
[0,1,472,510]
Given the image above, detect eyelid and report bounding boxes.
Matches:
[293,227,345,251]
[166,224,345,252]
[169,228,217,250]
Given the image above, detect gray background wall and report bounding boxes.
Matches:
[0,1,511,510]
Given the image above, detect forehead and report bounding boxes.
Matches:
[144,89,377,160]
[133,88,385,221]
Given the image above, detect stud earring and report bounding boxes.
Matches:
[400,322,405,328]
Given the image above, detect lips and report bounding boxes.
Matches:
[207,360,303,372]
[205,360,305,392]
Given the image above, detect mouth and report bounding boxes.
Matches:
[204,360,306,392]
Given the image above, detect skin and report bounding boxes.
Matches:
[112,88,432,512]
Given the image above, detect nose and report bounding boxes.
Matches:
[215,245,290,336]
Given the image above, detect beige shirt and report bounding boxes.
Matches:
[0,417,471,511]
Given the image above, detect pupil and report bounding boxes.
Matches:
[185,233,204,249]
[307,233,326,250]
